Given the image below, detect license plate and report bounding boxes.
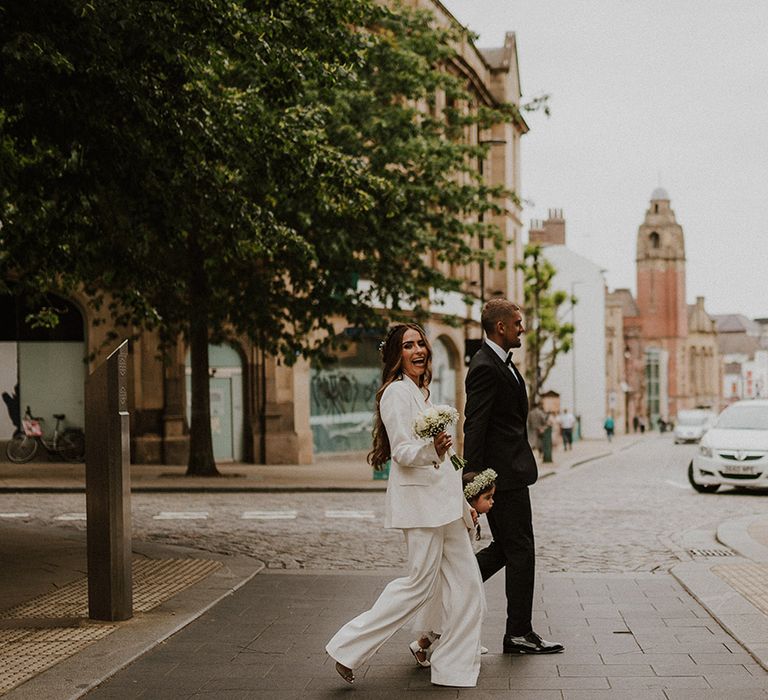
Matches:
[724,464,756,475]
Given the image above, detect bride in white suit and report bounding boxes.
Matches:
[326,323,485,688]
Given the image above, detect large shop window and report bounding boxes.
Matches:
[310,336,380,454]
[310,334,459,454]
[0,294,86,439]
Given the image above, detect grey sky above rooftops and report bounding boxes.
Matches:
[443,0,768,319]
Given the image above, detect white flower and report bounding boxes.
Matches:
[412,405,460,439]
[463,469,498,500]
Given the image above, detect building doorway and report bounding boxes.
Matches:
[185,344,244,462]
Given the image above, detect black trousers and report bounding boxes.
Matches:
[476,486,535,637]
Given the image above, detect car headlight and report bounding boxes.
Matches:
[699,445,713,458]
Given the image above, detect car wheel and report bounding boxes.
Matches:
[688,461,719,493]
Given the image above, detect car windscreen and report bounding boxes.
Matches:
[715,405,768,430]
[677,415,708,426]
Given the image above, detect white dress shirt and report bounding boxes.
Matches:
[484,339,521,383]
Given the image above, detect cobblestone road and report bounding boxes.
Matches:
[2,435,766,572]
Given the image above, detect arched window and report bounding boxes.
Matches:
[649,232,660,249]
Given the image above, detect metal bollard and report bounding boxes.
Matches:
[85,340,132,621]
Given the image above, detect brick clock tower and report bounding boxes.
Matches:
[635,187,689,420]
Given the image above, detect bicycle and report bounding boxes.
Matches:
[5,406,85,463]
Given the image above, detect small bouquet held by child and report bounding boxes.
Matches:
[412,404,467,471]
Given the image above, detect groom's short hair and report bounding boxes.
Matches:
[481,298,520,336]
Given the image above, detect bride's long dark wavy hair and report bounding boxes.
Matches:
[368,323,432,470]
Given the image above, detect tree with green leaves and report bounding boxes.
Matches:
[1,0,523,475]
[516,244,575,409]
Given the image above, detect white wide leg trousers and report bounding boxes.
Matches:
[326,517,485,687]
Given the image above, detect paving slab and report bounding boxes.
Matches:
[673,546,768,672]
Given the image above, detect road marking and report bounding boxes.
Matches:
[0,512,31,518]
[241,510,297,520]
[325,510,376,519]
[665,480,690,490]
[153,511,209,520]
[55,513,87,521]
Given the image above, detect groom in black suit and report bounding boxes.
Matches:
[464,298,564,654]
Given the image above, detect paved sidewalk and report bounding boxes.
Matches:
[0,521,262,700]
[0,433,634,493]
[672,513,768,673]
[79,565,768,699]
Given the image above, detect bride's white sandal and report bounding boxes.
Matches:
[408,639,431,667]
[334,661,354,684]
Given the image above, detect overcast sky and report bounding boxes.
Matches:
[442,0,768,319]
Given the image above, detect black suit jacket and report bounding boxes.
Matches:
[463,343,538,491]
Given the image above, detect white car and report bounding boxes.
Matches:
[674,409,715,444]
[688,400,768,493]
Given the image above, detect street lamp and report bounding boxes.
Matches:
[623,349,632,433]
[570,281,583,436]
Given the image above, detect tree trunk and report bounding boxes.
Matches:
[186,316,219,476]
[185,231,219,477]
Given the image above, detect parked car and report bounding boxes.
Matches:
[674,409,716,444]
[688,400,768,493]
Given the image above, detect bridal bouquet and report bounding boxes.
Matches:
[412,404,467,471]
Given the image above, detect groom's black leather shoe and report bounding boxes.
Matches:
[503,631,564,654]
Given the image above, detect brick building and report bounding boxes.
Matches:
[608,188,721,429]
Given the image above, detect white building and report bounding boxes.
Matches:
[529,211,606,439]
[714,314,768,403]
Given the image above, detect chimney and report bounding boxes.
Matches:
[528,208,565,246]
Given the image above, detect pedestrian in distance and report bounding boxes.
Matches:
[557,407,576,451]
[604,415,615,442]
[527,401,548,460]
[326,323,484,688]
[463,298,564,655]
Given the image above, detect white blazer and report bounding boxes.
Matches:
[381,376,473,530]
